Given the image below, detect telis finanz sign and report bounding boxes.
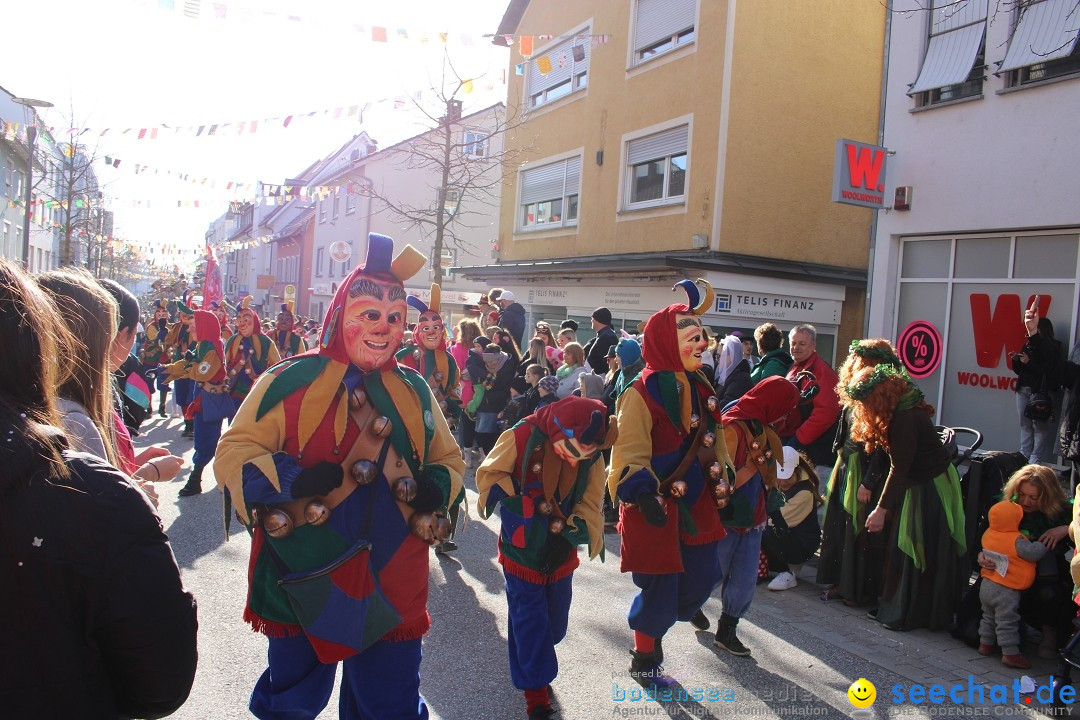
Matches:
[832,139,887,209]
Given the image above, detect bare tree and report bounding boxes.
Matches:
[347,58,532,286]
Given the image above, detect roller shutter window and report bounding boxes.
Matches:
[527,36,590,108]
[634,0,696,63]
[627,125,689,206]
[519,156,581,229]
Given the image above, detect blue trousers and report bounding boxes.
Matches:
[250,633,428,720]
[505,572,573,691]
[173,378,196,408]
[628,541,721,639]
[716,526,764,619]
[192,392,236,468]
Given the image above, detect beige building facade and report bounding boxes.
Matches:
[464,0,886,360]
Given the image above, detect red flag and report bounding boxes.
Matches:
[203,247,223,307]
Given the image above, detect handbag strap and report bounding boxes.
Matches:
[264,436,393,576]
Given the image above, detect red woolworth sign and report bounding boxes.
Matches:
[831,138,887,209]
[952,293,1052,393]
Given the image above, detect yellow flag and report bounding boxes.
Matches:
[536,55,553,75]
[462,79,474,94]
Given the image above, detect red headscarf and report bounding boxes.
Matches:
[193,310,225,363]
[721,376,800,426]
[526,395,609,446]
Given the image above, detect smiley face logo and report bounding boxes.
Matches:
[847,678,876,708]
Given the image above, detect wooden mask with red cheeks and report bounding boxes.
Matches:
[237,309,256,337]
[342,276,407,371]
[415,310,444,351]
[676,313,707,372]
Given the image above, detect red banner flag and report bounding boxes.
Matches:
[203,247,223,307]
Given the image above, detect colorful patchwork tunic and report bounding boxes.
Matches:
[395,346,462,421]
[215,354,465,644]
[224,332,280,401]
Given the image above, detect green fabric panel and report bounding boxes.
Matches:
[395,367,435,454]
[896,465,966,571]
[840,452,865,533]
[656,372,683,429]
[282,574,332,626]
[362,589,405,648]
[426,464,453,509]
[250,548,297,623]
[256,355,330,420]
[364,371,421,478]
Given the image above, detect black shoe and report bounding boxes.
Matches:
[158,401,167,418]
[690,609,710,631]
[527,706,556,720]
[178,466,203,497]
[181,419,194,438]
[435,540,458,555]
[628,649,677,689]
[866,608,879,621]
[714,616,751,657]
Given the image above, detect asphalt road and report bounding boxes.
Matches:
[143,414,1051,720]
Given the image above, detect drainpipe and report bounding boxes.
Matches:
[865,0,892,337]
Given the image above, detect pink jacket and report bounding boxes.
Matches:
[450,342,474,405]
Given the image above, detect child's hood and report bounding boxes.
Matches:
[987,500,1023,532]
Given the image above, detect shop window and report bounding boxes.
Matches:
[953,237,1010,278]
[901,239,951,278]
[1013,234,1079,278]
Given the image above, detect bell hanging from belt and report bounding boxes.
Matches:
[706,396,719,413]
[351,459,377,485]
[304,501,330,526]
[549,517,565,534]
[536,499,553,515]
[709,462,723,480]
[689,413,700,429]
[392,476,417,503]
[702,432,715,448]
[261,508,294,538]
[371,416,392,438]
[349,388,367,411]
[670,480,687,498]
[433,515,452,541]
[531,462,542,475]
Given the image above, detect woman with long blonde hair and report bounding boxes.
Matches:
[816,339,897,605]
[841,361,967,631]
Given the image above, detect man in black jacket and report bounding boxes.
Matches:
[496,290,527,349]
[584,307,618,374]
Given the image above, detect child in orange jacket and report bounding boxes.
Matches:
[979,499,1048,669]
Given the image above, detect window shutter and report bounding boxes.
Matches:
[635,0,696,52]
[521,161,569,205]
[527,35,590,98]
[627,125,689,165]
[564,156,582,195]
[909,0,987,94]
[999,0,1080,71]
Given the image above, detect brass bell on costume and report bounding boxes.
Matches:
[531,462,542,474]
[709,462,723,480]
[549,518,565,534]
[392,476,417,503]
[371,416,392,438]
[304,501,330,526]
[706,396,719,412]
[433,371,444,382]
[689,413,700,429]
[349,389,367,411]
[433,515,452,541]
[262,508,294,539]
[351,459,377,485]
[702,432,715,448]
[670,480,687,498]
[537,499,553,515]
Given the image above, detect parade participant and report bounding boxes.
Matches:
[215,233,465,720]
[273,301,306,358]
[165,291,198,437]
[164,310,233,498]
[223,296,281,403]
[476,396,616,720]
[209,299,234,341]
[397,283,462,422]
[608,279,734,688]
[703,375,801,655]
[398,283,465,554]
[141,298,172,417]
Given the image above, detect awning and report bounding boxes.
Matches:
[998,0,1080,72]
[909,0,988,94]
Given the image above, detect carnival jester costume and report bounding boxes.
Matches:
[607,279,733,687]
[209,299,234,342]
[223,296,281,402]
[396,283,462,422]
[140,299,172,417]
[476,396,616,720]
[273,301,306,359]
[165,291,198,436]
[163,310,235,498]
[215,233,465,720]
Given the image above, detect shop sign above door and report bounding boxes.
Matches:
[832,138,888,209]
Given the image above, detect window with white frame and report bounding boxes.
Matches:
[527,34,590,109]
[999,0,1080,87]
[909,0,987,107]
[625,125,688,208]
[633,0,696,65]
[463,130,489,158]
[518,156,581,230]
[333,195,341,219]
[346,186,358,214]
[316,247,325,276]
[431,248,456,281]
[319,197,327,223]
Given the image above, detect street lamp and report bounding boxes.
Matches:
[12,96,54,272]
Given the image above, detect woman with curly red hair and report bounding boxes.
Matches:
[842,363,967,631]
[816,339,897,606]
